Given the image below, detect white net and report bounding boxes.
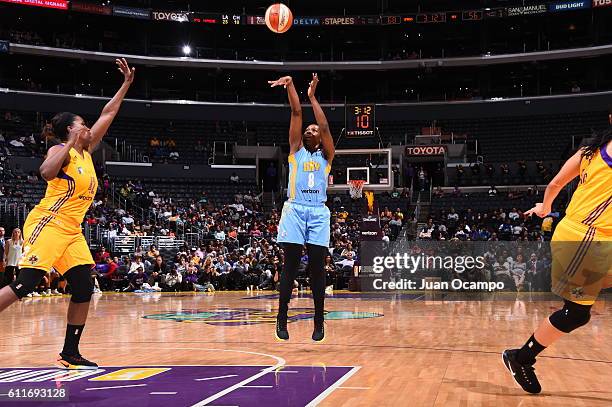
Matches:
[348,180,366,199]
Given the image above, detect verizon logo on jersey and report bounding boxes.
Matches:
[301,189,320,194]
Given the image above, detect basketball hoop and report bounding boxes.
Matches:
[348,180,366,199]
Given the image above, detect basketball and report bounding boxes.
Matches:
[265,3,293,34]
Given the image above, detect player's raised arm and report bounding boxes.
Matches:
[307,73,334,162]
[524,149,582,218]
[88,58,135,153]
[269,75,302,154]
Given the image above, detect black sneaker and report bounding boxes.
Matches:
[312,320,325,342]
[502,349,541,394]
[57,353,99,370]
[275,315,289,341]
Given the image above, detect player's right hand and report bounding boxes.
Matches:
[268,76,293,88]
[67,126,86,146]
[524,203,551,218]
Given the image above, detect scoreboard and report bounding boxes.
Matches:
[346,104,376,137]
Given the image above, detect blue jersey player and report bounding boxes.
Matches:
[268,73,335,342]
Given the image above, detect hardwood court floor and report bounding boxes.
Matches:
[1,290,610,407]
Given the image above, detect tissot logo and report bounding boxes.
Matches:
[152,11,189,22]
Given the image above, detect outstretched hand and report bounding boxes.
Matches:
[116,58,135,85]
[307,73,319,99]
[524,203,551,218]
[268,76,293,88]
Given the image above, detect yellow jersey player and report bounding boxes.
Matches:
[503,127,611,393]
[0,58,135,369]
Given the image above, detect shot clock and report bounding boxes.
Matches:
[346,104,376,137]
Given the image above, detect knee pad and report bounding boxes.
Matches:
[64,265,94,303]
[549,300,592,333]
[9,268,46,299]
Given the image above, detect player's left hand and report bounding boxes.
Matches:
[116,58,135,85]
[307,73,319,99]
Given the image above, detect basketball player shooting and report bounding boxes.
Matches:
[268,73,335,342]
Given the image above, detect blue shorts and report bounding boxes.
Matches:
[277,201,330,247]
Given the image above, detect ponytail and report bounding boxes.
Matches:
[580,126,612,161]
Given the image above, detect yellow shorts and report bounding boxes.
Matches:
[551,217,612,305]
[19,210,94,275]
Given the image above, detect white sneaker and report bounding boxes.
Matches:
[31,292,41,297]
[93,288,102,294]
[26,293,33,298]
[51,289,61,296]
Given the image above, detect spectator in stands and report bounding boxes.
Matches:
[455,164,465,181]
[419,219,435,240]
[124,266,146,292]
[395,208,404,221]
[26,171,39,184]
[146,244,159,261]
[488,185,498,197]
[94,246,110,264]
[485,163,495,178]
[230,172,240,183]
[183,265,199,291]
[152,255,168,274]
[407,215,418,241]
[166,137,176,148]
[508,208,520,222]
[2,228,22,288]
[335,252,355,270]
[500,163,510,177]
[470,162,481,176]
[417,167,427,191]
[433,186,444,198]
[452,186,462,197]
[215,255,231,275]
[380,207,392,223]
[98,257,118,290]
[389,214,402,240]
[162,266,182,292]
[129,255,146,274]
[510,253,527,291]
[571,82,581,93]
